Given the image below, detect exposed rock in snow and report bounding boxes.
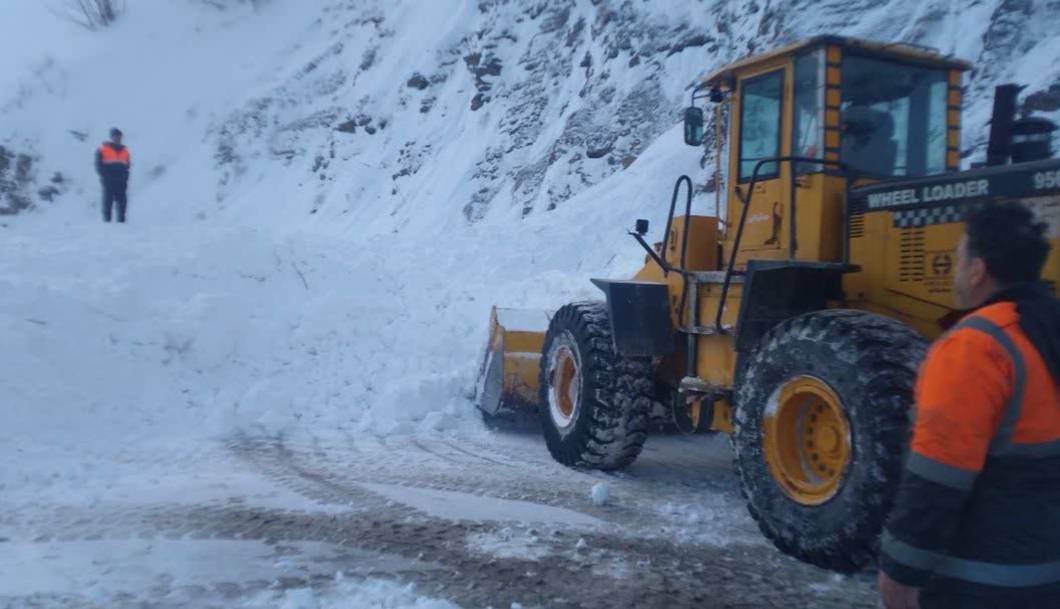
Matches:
[0,144,37,215]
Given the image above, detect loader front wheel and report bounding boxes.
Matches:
[733,310,926,572]
[539,302,653,471]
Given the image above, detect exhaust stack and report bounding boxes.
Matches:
[986,84,1022,166]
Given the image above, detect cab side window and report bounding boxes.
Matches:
[793,51,823,174]
[739,70,784,181]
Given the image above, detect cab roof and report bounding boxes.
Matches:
[702,35,972,89]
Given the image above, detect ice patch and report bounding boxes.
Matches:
[282,588,320,609]
[0,539,343,599]
[248,580,465,609]
[359,482,603,527]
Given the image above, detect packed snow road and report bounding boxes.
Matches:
[2,221,875,607]
[1,429,878,608]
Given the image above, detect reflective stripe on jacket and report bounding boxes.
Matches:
[880,301,1060,596]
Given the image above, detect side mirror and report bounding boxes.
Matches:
[635,219,650,236]
[683,106,704,147]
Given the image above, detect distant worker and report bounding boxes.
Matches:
[95,128,131,223]
[879,202,1060,609]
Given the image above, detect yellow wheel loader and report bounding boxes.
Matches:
[476,36,1060,572]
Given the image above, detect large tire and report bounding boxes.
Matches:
[733,310,927,572]
[538,302,654,470]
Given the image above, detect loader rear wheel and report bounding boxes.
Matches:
[539,302,653,471]
[733,310,926,573]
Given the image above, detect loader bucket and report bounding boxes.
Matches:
[475,307,551,416]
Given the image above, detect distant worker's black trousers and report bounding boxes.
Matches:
[102,180,128,223]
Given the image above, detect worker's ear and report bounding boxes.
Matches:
[968,255,989,289]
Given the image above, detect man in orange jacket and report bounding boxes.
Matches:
[95,128,131,223]
[879,202,1060,609]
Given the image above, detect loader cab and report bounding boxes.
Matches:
[687,37,969,268]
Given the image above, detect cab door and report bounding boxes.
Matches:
[729,65,791,266]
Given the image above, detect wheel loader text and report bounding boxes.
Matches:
[866,179,990,209]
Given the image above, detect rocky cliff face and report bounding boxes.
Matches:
[211,0,1060,226]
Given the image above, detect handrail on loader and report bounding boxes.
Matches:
[630,156,850,333]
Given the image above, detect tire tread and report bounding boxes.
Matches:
[540,302,653,471]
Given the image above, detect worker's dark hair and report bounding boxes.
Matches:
[110,127,123,137]
[964,202,1051,285]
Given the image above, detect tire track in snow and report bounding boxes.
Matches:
[423,437,516,468]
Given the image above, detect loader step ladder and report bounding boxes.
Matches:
[677,271,744,336]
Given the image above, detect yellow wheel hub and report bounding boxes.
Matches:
[763,376,851,505]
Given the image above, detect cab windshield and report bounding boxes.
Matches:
[840,54,948,178]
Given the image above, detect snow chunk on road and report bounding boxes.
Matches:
[590,482,610,506]
[466,528,553,561]
[360,482,603,527]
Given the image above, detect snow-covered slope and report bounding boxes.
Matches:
[2,0,1059,446]
[5,0,1060,224]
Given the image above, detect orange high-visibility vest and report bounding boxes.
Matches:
[99,144,130,166]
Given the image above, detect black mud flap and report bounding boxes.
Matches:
[734,260,856,354]
[591,279,675,357]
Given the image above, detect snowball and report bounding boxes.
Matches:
[590,482,609,506]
